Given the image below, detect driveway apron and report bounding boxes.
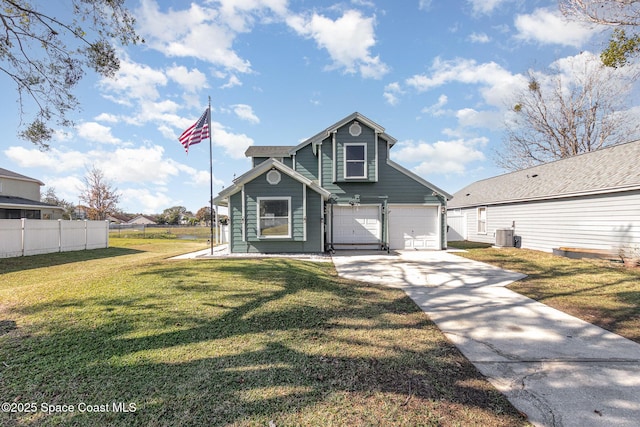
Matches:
[331,250,640,427]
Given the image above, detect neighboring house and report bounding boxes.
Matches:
[128,215,157,225]
[0,167,64,220]
[107,213,131,224]
[214,112,451,253]
[447,140,640,253]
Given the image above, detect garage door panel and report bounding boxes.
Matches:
[333,206,381,245]
[389,205,439,250]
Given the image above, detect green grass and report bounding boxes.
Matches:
[451,246,640,343]
[0,239,527,426]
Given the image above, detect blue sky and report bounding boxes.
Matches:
[0,0,630,214]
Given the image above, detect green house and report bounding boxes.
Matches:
[214,112,452,253]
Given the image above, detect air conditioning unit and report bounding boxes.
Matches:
[495,228,514,247]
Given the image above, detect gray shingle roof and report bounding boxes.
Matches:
[0,168,44,185]
[448,140,640,209]
[0,196,63,209]
[244,146,296,158]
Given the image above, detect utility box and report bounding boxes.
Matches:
[495,228,514,247]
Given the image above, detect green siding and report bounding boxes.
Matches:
[293,144,318,182]
[334,124,376,182]
[320,134,440,205]
[253,157,293,168]
[230,117,448,252]
[228,170,324,253]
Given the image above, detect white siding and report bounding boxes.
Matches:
[456,190,640,253]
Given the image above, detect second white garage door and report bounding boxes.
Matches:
[332,205,381,249]
[389,205,439,250]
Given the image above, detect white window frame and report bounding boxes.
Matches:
[344,142,367,179]
[257,196,291,238]
[477,206,487,234]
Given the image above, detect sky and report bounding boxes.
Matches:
[0,0,634,215]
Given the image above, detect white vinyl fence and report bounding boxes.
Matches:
[0,219,109,258]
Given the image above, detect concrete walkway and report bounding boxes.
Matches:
[331,250,640,427]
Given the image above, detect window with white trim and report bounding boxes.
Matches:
[344,143,367,179]
[477,207,487,234]
[257,197,291,238]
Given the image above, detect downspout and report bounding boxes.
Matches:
[381,196,389,253]
[328,194,336,253]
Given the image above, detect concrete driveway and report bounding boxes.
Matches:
[331,250,640,427]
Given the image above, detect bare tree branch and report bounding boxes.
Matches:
[497,53,640,170]
[0,0,142,148]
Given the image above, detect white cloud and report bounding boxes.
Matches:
[98,57,168,101]
[514,8,594,48]
[211,121,254,159]
[456,108,504,130]
[4,144,197,187]
[467,0,512,15]
[166,65,208,92]
[221,75,242,89]
[136,0,254,73]
[76,122,122,145]
[468,32,490,43]
[287,9,389,79]
[120,188,176,214]
[4,146,86,172]
[94,113,119,123]
[418,0,432,11]
[406,57,525,107]
[391,137,487,175]
[42,175,85,205]
[421,94,449,116]
[232,104,260,124]
[383,82,403,105]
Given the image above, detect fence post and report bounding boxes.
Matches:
[58,219,62,252]
[105,220,109,248]
[21,218,26,257]
[84,220,88,250]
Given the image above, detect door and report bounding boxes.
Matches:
[332,205,381,249]
[389,205,439,250]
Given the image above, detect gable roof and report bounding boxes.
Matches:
[214,158,332,205]
[290,112,397,154]
[0,168,44,186]
[245,146,296,158]
[449,140,640,209]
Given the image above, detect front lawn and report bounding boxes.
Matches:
[0,239,527,426]
[449,244,640,344]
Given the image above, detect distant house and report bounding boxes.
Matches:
[0,168,64,220]
[447,141,640,253]
[106,213,131,224]
[128,215,157,225]
[214,112,451,253]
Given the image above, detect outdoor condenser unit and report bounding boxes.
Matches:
[495,228,514,247]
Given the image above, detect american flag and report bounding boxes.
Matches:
[179,108,210,153]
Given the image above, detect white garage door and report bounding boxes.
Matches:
[389,205,439,250]
[332,205,381,248]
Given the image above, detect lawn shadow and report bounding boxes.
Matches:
[0,247,145,274]
[0,258,527,426]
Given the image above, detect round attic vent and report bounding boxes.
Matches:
[266,169,281,185]
[349,121,362,137]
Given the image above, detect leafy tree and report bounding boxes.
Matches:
[41,187,74,219]
[158,206,187,225]
[196,206,213,225]
[499,53,640,170]
[0,0,142,148]
[560,0,640,67]
[78,167,120,220]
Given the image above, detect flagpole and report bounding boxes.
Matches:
[208,96,214,255]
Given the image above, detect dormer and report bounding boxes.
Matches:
[245,146,296,168]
